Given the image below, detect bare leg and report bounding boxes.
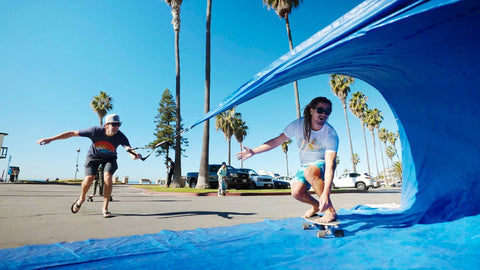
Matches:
[304,165,337,222]
[73,175,95,211]
[291,181,319,218]
[102,172,113,215]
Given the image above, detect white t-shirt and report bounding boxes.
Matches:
[283,118,339,166]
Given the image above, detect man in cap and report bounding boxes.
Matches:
[37,114,142,218]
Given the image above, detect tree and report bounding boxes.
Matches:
[386,145,396,178]
[378,127,390,184]
[215,108,237,165]
[352,153,360,168]
[330,74,356,172]
[233,116,248,169]
[165,0,184,186]
[365,107,383,178]
[263,0,303,118]
[281,139,292,176]
[149,89,176,173]
[388,131,401,161]
[349,91,370,175]
[90,91,113,125]
[197,0,213,189]
[393,161,402,183]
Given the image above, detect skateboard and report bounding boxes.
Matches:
[302,215,344,238]
[87,195,113,202]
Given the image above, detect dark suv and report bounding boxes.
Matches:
[186,164,251,189]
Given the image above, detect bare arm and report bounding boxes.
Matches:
[125,146,142,160]
[37,131,79,145]
[318,150,337,211]
[236,133,290,161]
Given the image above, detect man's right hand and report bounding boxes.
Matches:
[236,146,254,161]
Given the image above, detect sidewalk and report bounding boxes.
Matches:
[0,183,401,249]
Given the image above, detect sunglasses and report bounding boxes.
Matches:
[315,107,332,115]
[110,123,121,127]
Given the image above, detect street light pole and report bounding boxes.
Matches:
[74,148,80,180]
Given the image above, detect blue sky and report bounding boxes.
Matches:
[0,0,400,182]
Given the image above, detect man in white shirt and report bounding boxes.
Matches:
[237,97,339,222]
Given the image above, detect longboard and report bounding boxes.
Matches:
[87,195,113,202]
[302,214,344,238]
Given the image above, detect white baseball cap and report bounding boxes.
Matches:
[105,114,122,125]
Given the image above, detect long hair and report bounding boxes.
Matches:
[303,97,332,142]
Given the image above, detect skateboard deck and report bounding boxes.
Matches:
[302,214,344,238]
[87,195,113,202]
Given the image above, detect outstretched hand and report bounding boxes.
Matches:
[37,138,50,145]
[236,146,254,161]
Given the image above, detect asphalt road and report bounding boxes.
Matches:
[0,183,401,249]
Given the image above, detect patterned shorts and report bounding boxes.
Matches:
[292,160,325,189]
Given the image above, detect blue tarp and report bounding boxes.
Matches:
[2,211,480,269]
[2,0,479,268]
[192,0,480,224]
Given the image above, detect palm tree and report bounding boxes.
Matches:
[330,74,356,172]
[377,127,389,184]
[215,108,237,165]
[90,91,113,125]
[386,145,396,182]
[352,153,360,169]
[263,0,303,118]
[388,131,401,161]
[334,155,340,177]
[165,0,184,187]
[197,0,213,189]
[365,108,383,178]
[349,91,370,175]
[393,161,403,183]
[281,139,292,176]
[233,116,248,168]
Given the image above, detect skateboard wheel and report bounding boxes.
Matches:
[302,223,310,230]
[334,230,344,238]
[317,230,327,238]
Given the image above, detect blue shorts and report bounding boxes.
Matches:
[292,160,325,189]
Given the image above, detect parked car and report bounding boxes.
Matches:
[389,181,402,187]
[273,178,291,189]
[275,176,293,182]
[333,172,378,190]
[237,168,274,189]
[186,164,251,189]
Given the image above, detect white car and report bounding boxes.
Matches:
[333,172,378,190]
[275,176,293,182]
[238,168,274,189]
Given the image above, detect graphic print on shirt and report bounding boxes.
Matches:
[299,138,325,152]
[94,141,116,154]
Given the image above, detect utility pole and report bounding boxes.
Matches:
[74,148,80,180]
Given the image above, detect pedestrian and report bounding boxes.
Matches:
[217,162,228,196]
[37,114,142,218]
[166,157,175,188]
[236,97,339,222]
